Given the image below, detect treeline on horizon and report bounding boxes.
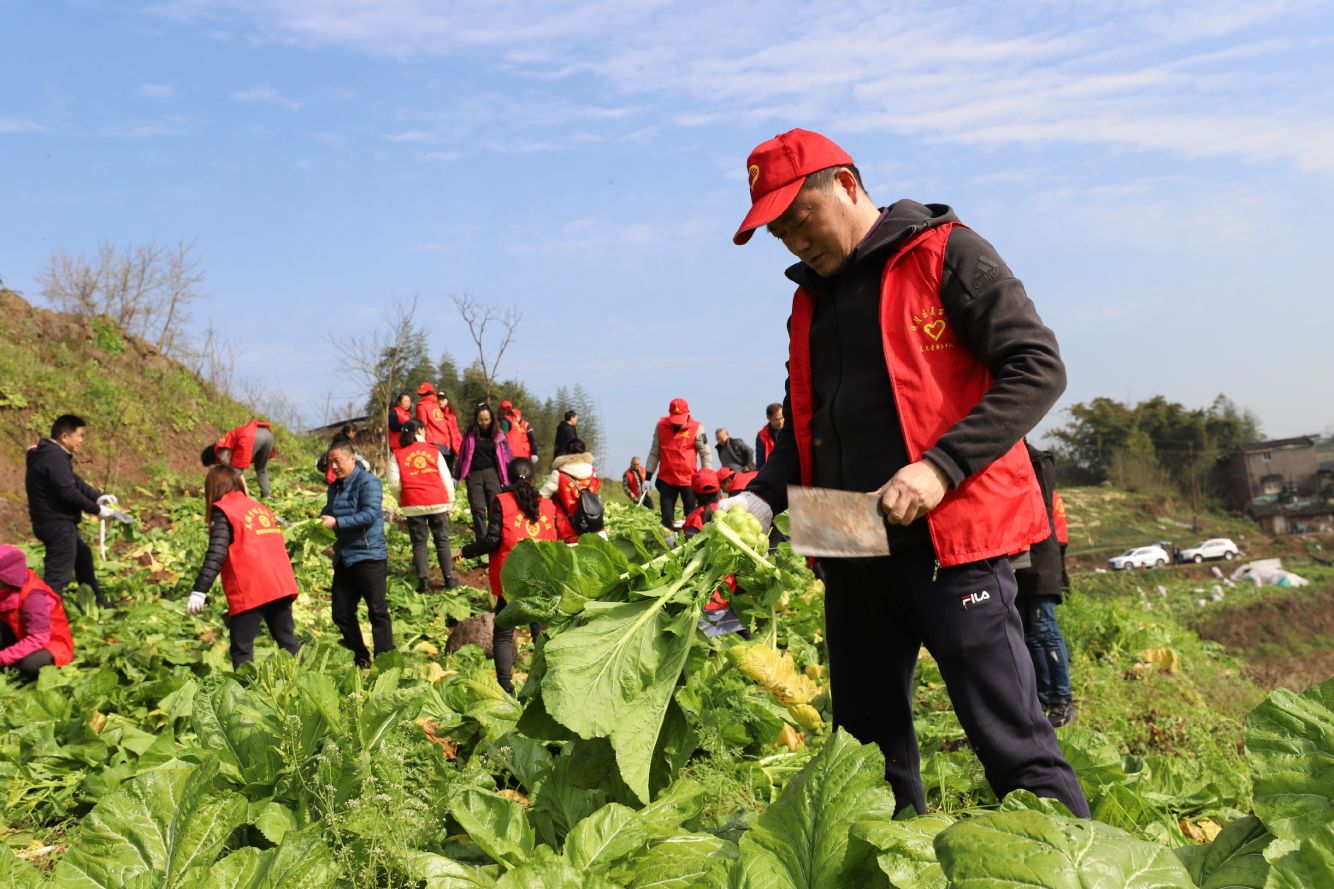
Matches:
[1046,394,1274,504]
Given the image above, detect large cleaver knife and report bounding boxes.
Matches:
[787,486,892,558]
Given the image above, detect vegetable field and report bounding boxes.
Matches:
[2,470,1331,888]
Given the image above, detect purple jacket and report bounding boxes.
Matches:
[455,431,513,484]
[0,579,53,667]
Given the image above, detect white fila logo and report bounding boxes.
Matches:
[960,590,991,609]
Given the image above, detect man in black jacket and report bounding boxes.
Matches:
[714,428,755,472]
[1015,442,1076,727]
[26,414,116,606]
[720,128,1087,818]
[553,411,578,458]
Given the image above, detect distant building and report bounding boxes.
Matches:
[1226,436,1332,534]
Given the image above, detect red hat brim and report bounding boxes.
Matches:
[733,176,807,245]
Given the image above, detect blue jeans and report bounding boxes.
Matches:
[1020,596,1071,704]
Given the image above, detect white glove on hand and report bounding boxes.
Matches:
[187,591,208,614]
[97,494,118,507]
[98,504,118,519]
[716,491,774,534]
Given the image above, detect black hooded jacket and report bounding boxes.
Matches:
[746,200,1066,552]
[25,438,102,526]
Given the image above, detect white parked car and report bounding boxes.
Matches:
[1178,538,1241,563]
[1108,545,1171,570]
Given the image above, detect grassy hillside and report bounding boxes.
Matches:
[0,288,307,537]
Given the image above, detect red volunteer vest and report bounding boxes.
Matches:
[1052,491,1069,545]
[503,412,533,459]
[756,425,776,462]
[655,416,701,487]
[395,442,451,507]
[623,468,645,499]
[2,572,74,666]
[388,405,413,452]
[217,420,272,469]
[683,501,717,535]
[416,395,461,452]
[213,490,299,615]
[787,223,1048,568]
[555,471,600,518]
[727,470,757,493]
[489,493,565,597]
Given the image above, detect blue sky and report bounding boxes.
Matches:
[3,0,1332,473]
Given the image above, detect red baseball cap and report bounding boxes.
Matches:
[669,397,690,417]
[716,467,735,486]
[691,469,720,495]
[733,128,855,245]
[499,400,514,411]
[417,381,435,395]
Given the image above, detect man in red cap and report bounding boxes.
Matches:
[645,397,712,533]
[720,128,1088,817]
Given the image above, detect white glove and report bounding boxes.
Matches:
[717,491,774,534]
[97,494,118,507]
[531,455,540,465]
[187,591,208,614]
[98,504,118,519]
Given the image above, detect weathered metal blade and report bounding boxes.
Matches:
[787,486,892,558]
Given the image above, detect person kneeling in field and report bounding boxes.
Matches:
[0,545,75,681]
[456,457,574,694]
[187,467,301,668]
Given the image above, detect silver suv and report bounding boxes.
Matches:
[1177,538,1240,563]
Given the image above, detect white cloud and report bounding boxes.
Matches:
[101,116,190,138]
[149,0,1334,177]
[138,83,176,100]
[232,85,301,111]
[0,117,44,134]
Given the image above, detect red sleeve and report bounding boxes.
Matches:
[0,594,52,666]
[554,508,578,543]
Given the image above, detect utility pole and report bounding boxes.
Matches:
[1188,442,1199,532]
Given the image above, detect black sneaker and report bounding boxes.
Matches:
[445,576,460,589]
[1047,700,1077,728]
[415,576,428,593]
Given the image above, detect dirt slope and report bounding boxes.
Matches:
[0,289,296,538]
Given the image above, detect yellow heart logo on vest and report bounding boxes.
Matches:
[924,320,947,341]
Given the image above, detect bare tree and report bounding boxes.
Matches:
[39,239,204,360]
[195,323,237,396]
[325,295,423,467]
[451,294,523,402]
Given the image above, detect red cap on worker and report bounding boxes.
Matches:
[716,466,735,486]
[691,469,720,495]
[417,381,435,395]
[733,128,855,245]
[668,397,690,417]
[499,400,514,411]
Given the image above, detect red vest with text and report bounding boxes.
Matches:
[655,417,701,487]
[787,223,1048,568]
[1052,491,1069,545]
[416,394,462,452]
[213,490,299,615]
[756,425,776,462]
[217,420,273,469]
[555,471,600,518]
[2,572,74,666]
[395,442,451,507]
[388,405,413,452]
[489,493,567,598]
[504,411,533,458]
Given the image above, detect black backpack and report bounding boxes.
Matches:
[564,474,605,534]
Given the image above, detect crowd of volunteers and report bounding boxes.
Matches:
[4,126,1089,817]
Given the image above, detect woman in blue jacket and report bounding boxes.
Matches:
[320,440,392,667]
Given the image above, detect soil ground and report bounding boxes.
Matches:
[1194,586,1334,692]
